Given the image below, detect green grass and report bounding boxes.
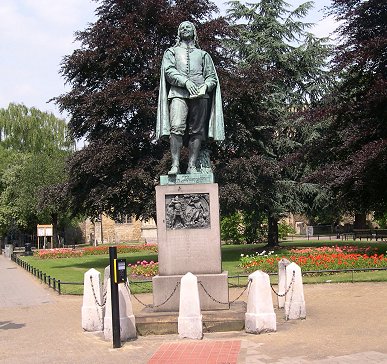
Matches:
[17,240,387,295]
[21,251,158,294]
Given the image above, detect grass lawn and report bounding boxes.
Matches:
[18,239,387,295]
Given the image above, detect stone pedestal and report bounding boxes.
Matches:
[277,258,291,309]
[104,278,137,341]
[178,273,203,339]
[82,268,103,332]
[245,270,276,334]
[285,263,306,320]
[153,182,229,311]
[153,272,229,312]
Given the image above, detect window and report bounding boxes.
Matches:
[114,214,132,224]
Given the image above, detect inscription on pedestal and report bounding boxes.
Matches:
[165,193,210,230]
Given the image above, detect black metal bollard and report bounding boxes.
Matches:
[24,242,32,256]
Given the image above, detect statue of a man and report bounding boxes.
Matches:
[156,21,224,175]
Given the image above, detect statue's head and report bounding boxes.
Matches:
[175,21,199,47]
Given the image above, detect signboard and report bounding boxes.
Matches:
[37,224,53,237]
[306,226,314,237]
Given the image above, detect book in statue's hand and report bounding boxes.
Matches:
[189,84,207,99]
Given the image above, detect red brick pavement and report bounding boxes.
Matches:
[148,340,241,364]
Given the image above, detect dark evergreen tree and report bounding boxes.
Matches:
[306,0,387,226]
[217,0,332,245]
[55,0,229,220]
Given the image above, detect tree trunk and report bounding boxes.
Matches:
[267,214,279,247]
[51,213,59,248]
[354,213,367,229]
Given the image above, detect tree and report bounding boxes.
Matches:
[216,0,332,245]
[0,103,72,153]
[0,103,73,244]
[306,0,387,227]
[55,0,229,221]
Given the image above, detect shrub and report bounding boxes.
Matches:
[34,243,158,259]
[128,260,158,277]
[240,245,387,273]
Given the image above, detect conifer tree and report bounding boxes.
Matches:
[217,0,332,245]
[306,0,387,226]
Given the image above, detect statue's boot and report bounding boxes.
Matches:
[187,136,201,174]
[168,134,182,175]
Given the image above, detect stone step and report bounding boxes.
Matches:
[135,301,246,336]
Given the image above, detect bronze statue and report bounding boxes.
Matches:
[156,21,224,175]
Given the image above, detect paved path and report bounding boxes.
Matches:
[1,254,387,363]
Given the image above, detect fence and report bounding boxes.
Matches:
[11,252,387,295]
[11,254,83,294]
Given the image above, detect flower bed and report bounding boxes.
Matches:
[34,244,158,259]
[240,246,387,273]
[128,260,158,278]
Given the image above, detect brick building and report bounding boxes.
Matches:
[80,214,157,245]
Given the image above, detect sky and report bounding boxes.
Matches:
[0,0,337,120]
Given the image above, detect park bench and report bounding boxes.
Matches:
[375,229,387,241]
[353,229,373,240]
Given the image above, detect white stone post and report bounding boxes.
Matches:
[104,278,137,341]
[82,268,103,332]
[245,270,276,334]
[103,265,110,297]
[284,262,306,320]
[277,258,291,308]
[178,272,203,339]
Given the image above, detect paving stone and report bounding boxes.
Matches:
[1,255,387,364]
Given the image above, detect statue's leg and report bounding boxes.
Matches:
[187,135,201,174]
[169,98,188,175]
[168,134,182,175]
[187,98,208,174]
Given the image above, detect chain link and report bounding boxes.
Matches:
[89,276,105,326]
[90,276,107,308]
[270,271,295,297]
[285,273,295,321]
[198,278,252,305]
[127,280,180,308]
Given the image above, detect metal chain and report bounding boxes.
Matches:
[89,276,105,326]
[127,280,180,308]
[285,274,295,321]
[90,276,106,308]
[270,271,295,297]
[198,278,252,305]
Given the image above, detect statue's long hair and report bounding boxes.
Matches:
[174,21,200,48]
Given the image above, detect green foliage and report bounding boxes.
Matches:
[278,221,296,240]
[221,212,245,244]
[375,213,387,229]
[306,0,387,215]
[221,211,268,244]
[0,104,74,238]
[0,103,72,153]
[217,0,333,246]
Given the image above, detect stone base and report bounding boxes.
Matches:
[104,315,136,341]
[285,301,306,320]
[178,315,203,339]
[160,173,214,185]
[152,272,229,312]
[245,312,276,334]
[136,301,246,336]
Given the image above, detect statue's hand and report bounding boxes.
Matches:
[186,80,198,95]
